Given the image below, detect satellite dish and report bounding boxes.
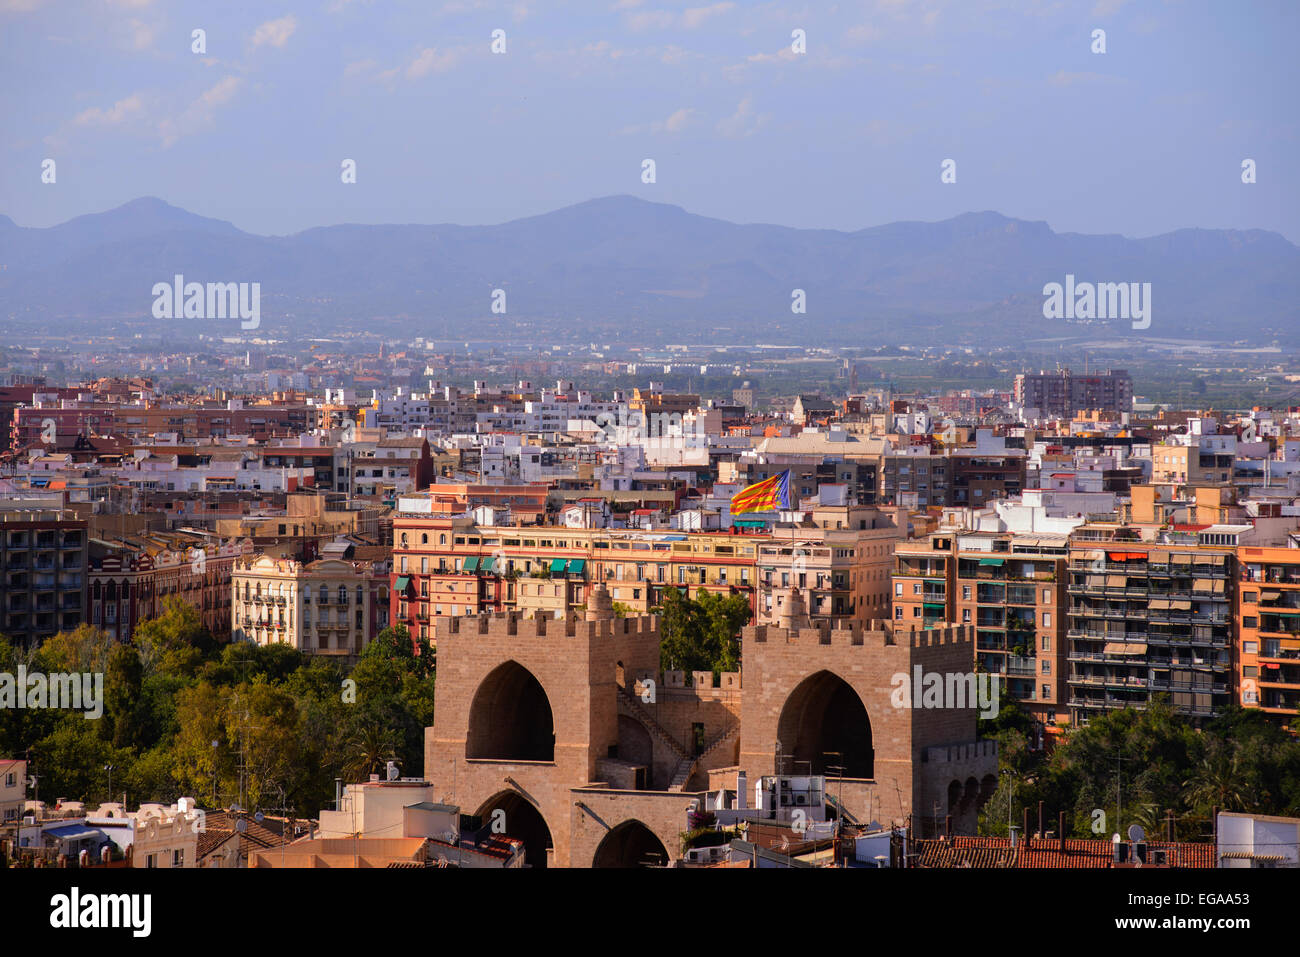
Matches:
[235,819,247,833]
[1128,824,1145,843]
[254,811,264,823]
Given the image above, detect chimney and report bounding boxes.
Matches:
[1038,800,1044,840]
[944,815,952,840]
[1058,811,1066,852]
[1022,808,1031,849]
[735,771,747,810]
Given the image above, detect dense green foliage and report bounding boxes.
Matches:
[979,695,1300,841]
[654,587,751,678]
[0,599,434,817]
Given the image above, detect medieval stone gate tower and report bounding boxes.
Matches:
[425,587,996,867]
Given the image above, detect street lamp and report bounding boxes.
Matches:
[104,764,115,805]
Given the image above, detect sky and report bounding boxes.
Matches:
[1,0,1297,242]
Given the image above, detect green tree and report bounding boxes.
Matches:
[655,587,751,677]
[102,643,145,749]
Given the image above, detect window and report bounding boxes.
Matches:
[912,607,920,617]
[1042,612,1051,628]
[962,609,971,622]
[894,606,903,619]
[1041,635,1050,651]
[894,582,903,596]
[173,849,184,866]
[1244,641,1258,654]
[912,583,921,595]
[146,854,157,868]
[1042,588,1051,603]
[1042,660,1051,674]
[962,586,971,600]
[1041,684,1051,700]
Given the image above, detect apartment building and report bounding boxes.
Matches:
[1,508,88,645]
[232,554,390,657]
[88,534,243,642]
[1066,530,1236,728]
[1013,369,1133,419]
[757,513,901,626]
[1237,546,1300,718]
[892,530,1069,730]
[389,513,768,643]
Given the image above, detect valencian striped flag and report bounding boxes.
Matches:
[728,470,792,514]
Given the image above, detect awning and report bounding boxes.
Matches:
[45,825,102,840]
[1149,598,1170,610]
[567,559,586,575]
[1193,578,1214,591]
[979,558,1005,566]
[1172,553,1193,564]
[1212,580,1226,594]
[1087,575,1105,587]
[550,558,567,573]
[394,576,411,592]
[1106,575,1126,587]
[462,557,479,572]
[1104,642,1146,656]
[1193,554,1218,565]
[1148,550,1170,564]
[480,556,496,573]
[1262,591,1281,601]
[1171,600,1192,611]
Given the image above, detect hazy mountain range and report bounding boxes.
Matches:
[1,195,1296,345]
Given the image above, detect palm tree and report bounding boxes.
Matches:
[1184,751,1247,814]
[342,722,400,783]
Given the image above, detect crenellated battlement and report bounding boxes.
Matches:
[743,618,973,651]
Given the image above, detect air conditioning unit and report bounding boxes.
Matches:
[795,794,808,806]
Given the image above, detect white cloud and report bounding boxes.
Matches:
[126,17,155,51]
[159,75,241,147]
[251,15,297,49]
[72,94,145,128]
[627,2,734,31]
[716,95,769,137]
[621,107,697,135]
[407,46,461,77]
[682,2,734,29]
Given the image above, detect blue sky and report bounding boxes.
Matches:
[2,0,1296,241]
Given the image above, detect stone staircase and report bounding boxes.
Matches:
[616,686,690,784]
[668,723,739,793]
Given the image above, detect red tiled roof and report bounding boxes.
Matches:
[915,836,1215,869]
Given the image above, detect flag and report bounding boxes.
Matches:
[729,470,792,514]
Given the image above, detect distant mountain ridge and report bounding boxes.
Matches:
[1,195,1296,344]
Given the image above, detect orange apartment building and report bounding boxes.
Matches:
[892,530,1070,733]
[1237,546,1300,720]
